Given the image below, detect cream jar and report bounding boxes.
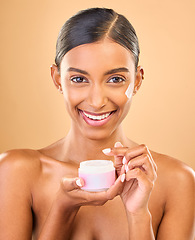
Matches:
[78,160,115,192]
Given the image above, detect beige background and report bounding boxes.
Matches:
[0,0,194,170]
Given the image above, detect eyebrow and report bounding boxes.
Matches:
[104,67,129,75]
[67,67,89,75]
[67,67,130,76]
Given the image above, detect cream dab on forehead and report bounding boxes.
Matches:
[125,82,134,99]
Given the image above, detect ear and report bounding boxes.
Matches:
[133,66,144,95]
[50,64,63,93]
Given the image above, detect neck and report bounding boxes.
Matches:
[62,125,130,164]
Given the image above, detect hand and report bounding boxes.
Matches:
[103,143,157,215]
[56,173,125,211]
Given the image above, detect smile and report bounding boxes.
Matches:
[83,111,112,120]
[79,110,116,127]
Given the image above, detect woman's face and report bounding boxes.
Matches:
[54,39,142,140]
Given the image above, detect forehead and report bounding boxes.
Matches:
[60,39,135,73]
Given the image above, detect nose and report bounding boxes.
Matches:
[87,84,108,110]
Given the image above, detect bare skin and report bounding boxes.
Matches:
[0,39,194,239]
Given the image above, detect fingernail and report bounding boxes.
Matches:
[122,156,126,165]
[125,164,129,173]
[121,174,126,183]
[102,148,111,154]
[76,179,82,187]
[114,142,122,147]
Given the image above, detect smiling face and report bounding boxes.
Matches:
[51,39,143,140]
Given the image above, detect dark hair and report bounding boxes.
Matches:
[55,8,140,71]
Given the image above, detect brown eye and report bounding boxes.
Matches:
[108,76,125,83]
[71,76,88,83]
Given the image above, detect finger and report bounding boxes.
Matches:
[114,141,123,148]
[126,154,157,181]
[81,173,125,204]
[103,144,149,159]
[121,164,126,175]
[102,144,157,172]
[113,142,124,175]
[63,174,126,207]
[137,145,157,172]
[102,147,128,156]
[61,177,85,192]
[124,144,150,163]
[124,145,157,171]
[105,174,126,200]
[126,168,154,192]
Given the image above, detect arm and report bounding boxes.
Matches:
[0,150,125,240]
[156,164,195,240]
[0,151,33,240]
[122,144,156,240]
[104,143,195,240]
[38,175,125,240]
[0,151,79,240]
[103,143,157,240]
[126,210,154,240]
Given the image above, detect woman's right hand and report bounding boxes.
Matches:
[38,174,125,240]
[56,173,125,210]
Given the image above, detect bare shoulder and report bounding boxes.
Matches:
[151,150,194,203]
[151,151,194,183]
[0,149,42,183]
[0,148,41,163]
[0,150,45,239]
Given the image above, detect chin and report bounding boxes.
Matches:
[80,126,119,142]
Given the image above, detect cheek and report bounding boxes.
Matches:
[63,87,86,108]
[108,88,130,107]
[61,77,86,107]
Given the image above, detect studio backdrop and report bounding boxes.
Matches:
[0,0,194,169]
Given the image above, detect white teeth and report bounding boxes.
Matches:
[82,111,111,120]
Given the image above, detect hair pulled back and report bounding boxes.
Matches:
[55,8,140,71]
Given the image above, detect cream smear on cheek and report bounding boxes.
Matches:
[125,82,134,99]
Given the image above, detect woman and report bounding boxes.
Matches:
[0,7,194,240]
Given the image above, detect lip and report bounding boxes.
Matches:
[81,110,113,116]
[79,109,116,127]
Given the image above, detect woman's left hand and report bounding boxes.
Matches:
[103,143,157,214]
